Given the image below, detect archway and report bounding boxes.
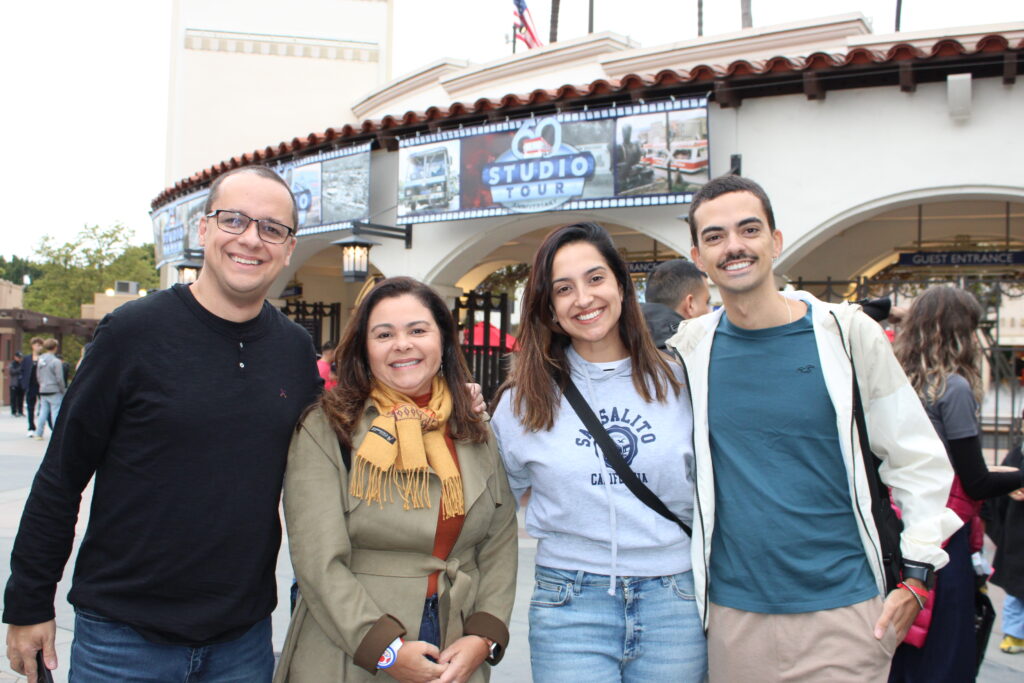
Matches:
[780,186,1024,281]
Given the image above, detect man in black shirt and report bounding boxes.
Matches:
[20,337,43,434]
[4,167,322,682]
[640,259,711,350]
[8,351,25,416]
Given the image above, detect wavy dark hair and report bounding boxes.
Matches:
[894,286,983,404]
[319,276,487,446]
[498,222,680,431]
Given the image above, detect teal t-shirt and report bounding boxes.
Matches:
[707,306,877,613]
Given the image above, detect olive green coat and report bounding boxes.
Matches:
[273,404,518,682]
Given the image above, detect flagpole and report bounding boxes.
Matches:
[588,0,594,33]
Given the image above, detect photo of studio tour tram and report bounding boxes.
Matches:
[151,13,1023,426]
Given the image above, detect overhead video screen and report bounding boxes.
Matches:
[281,142,372,236]
[152,143,372,266]
[396,97,708,223]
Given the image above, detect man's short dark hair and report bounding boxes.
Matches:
[204,166,298,230]
[688,175,776,245]
[646,259,707,309]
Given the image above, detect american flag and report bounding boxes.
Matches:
[513,0,543,50]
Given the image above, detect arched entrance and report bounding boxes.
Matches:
[781,191,1024,452]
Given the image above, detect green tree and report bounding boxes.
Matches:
[22,224,158,370]
[0,254,43,287]
[476,263,530,296]
[24,224,158,318]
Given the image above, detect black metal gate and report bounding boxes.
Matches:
[794,275,1024,456]
[280,300,341,352]
[453,291,514,403]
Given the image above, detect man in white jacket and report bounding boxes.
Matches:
[666,176,962,682]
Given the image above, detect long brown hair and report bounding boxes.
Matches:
[499,222,680,431]
[894,285,983,403]
[319,276,488,446]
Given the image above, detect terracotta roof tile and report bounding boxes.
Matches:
[723,59,760,77]
[885,43,925,61]
[153,32,1021,208]
[686,63,718,82]
[929,38,968,58]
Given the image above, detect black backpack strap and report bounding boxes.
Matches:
[842,315,903,593]
[564,378,692,536]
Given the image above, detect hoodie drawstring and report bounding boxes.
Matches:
[582,369,619,596]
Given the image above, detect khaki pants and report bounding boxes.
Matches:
[708,596,900,682]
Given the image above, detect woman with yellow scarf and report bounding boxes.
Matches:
[275,277,518,683]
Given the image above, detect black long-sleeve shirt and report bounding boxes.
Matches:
[3,284,321,646]
[947,435,1024,499]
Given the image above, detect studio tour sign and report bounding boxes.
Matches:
[395,97,709,224]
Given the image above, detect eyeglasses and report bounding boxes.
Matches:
[206,210,295,244]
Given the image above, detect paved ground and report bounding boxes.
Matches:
[0,410,1021,682]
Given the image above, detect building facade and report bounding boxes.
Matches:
[152,13,1024,349]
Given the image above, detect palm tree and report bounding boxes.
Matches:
[549,0,561,43]
[741,0,752,29]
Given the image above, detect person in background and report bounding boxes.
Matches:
[640,259,711,350]
[32,339,65,440]
[8,351,25,417]
[20,337,43,436]
[986,442,1024,655]
[491,222,706,682]
[317,339,338,391]
[858,297,909,326]
[275,276,516,683]
[889,286,1024,682]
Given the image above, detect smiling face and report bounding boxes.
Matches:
[690,190,782,299]
[366,294,443,397]
[550,241,627,361]
[193,171,296,320]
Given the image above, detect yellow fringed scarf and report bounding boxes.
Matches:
[349,376,464,519]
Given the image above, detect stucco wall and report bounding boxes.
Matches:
[703,77,1024,275]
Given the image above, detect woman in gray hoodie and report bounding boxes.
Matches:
[491,223,705,682]
[34,338,66,439]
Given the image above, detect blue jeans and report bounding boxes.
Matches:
[419,594,441,648]
[69,608,273,682]
[528,565,707,683]
[1004,594,1024,639]
[35,393,62,437]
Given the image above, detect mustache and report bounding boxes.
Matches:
[717,252,758,269]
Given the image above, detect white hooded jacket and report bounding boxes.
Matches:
[666,290,962,628]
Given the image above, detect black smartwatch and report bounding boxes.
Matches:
[485,638,502,664]
[901,560,936,590]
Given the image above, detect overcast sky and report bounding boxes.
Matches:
[1,0,1019,260]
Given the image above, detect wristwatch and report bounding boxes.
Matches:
[485,638,502,664]
[901,560,936,590]
[377,637,403,669]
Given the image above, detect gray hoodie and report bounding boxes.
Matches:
[491,346,694,584]
[36,352,66,395]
